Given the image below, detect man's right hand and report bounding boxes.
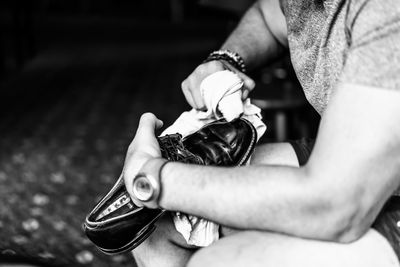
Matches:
[181,60,256,110]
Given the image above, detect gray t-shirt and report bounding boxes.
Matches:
[281,0,400,115]
[280,0,400,256]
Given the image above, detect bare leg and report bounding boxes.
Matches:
[251,142,299,167]
[220,142,299,236]
[132,213,197,267]
[190,143,398,267]
[133,143,299,266]
[188,229,399,267]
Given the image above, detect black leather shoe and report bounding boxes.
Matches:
[83,118,257,254]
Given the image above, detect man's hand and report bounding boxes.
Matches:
[179,0,287,110]
[123,113,163,208]
[181,60,255,110]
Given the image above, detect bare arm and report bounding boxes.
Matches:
[181,0,287,109]
[221,0,287,70]
[156,84,400,243]
[125,0,400,244]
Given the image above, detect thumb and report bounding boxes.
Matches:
[237,72,255,91]
[219,60,255,99]
[137,113,163,137]
[236,72,255,100]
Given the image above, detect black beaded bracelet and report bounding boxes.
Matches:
[204,50,247,73]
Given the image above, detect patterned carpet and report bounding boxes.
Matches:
[0,57,196,266]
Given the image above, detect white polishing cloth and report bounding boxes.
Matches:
[200,70,244,122]
[161,70,266,247]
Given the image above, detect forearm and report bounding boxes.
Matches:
[221,0,287,70]
[157,84,400,243]
[159,163,339,241]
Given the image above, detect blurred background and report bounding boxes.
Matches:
[0,0,320,266]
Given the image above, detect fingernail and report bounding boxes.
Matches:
[242,90,249,99]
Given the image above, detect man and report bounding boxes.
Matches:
[123,0,400,266]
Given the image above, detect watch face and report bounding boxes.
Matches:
[133,176,154,202]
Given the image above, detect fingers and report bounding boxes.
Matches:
[181,80,197,108]
[126,112,162,162]
[188,78,205,109]
[241,77,255,100]
[181,61,225,110]
[181,60,256,109]
[182,79,204,109]
[138,112,163,129]
[124,113,163,207]
[182,68,207,110]
[136,113,163,139]
[218,60,255,100]
[237,72,256,91]
[221,61,255,89]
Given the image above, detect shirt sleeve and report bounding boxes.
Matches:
[340,0,400,91]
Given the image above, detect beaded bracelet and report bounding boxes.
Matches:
[204,50,247,73]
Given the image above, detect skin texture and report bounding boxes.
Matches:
[127,84,400,243]
[127,84,400,267]
[131,142,301,267]
[122,0,400,265]
[187,229,399,267]
[132,213,196,267]
[180,0,286,111]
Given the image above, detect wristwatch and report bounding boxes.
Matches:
[131,158,168,207]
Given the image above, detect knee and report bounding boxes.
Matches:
[250,143,299,167]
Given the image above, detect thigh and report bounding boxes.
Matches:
[220,143,300,236]
[373,196,400,259]
[132,213,197,267]
[188,229,399,267]
[135,212,196,249]
[251,142,299,167]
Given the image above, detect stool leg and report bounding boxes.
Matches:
[275,111,287,142]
